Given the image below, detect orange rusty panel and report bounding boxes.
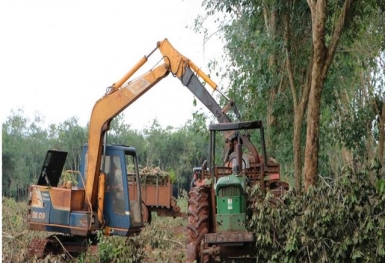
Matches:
[70,189,85,210]
[50,188,71,210]
[143,185,171,207]
[50,188,85,211]
[30,185,44,207]
[128,183,172,208]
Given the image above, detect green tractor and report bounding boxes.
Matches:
[187,120,289,262]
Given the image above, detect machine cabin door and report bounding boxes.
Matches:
[103,149,143,232]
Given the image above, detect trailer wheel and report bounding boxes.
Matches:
[186,186,210,263]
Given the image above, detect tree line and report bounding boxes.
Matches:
[2,110,209,199]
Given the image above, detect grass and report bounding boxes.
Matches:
[2,197,188,263]
[2,197,46,262]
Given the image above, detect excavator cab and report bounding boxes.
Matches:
[27,145,144,257]
[79,144,144,235]
[28,145,143,240]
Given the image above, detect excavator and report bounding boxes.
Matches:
[27,38,288,261]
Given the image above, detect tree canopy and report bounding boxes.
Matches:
[195,0,385,190]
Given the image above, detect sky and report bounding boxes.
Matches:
[0,0,225,130]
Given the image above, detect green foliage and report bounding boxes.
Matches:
[59,170,79,187]
[87,216,187,262]
[2,109,210,198]
[2,197,187,262]
[96,235,144,263]
[2,110,51,198]
[249,163,385,262]
[142,118,209,192]
[197,0,311,178]
[197,0,385,184]
[108,114,147,157]
[55,117,88,171]
[168,169,177,183]
[377,179,385,194]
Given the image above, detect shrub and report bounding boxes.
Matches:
[249,165,385,263]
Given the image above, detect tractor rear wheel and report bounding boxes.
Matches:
[186,186,210,263]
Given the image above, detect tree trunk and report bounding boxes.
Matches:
[264,6,279,152]
[305,0,327,190]
[379,102,385,168]
[293,114,303,190]
[304,77,324,189]
[304,0,352,190]
[283,8,311,191]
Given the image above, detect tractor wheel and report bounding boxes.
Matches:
[186,186,210,263]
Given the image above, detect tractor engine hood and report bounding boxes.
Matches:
[215,174,247,195]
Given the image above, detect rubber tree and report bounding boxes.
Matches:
[304,0,354,189]
[195,0,314,190]
[197,0,383,190]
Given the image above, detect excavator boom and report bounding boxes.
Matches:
[84,38,257,210]
[85,63,169,208]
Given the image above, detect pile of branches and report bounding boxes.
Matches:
[249,163,385,262]
[139,166,169,185]
[140,166,169,177]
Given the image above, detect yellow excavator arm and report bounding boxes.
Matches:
[84,39,257,210]
[110,39,219,94]
[85,63,169,208]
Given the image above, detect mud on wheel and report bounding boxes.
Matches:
[186,186,210,263]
